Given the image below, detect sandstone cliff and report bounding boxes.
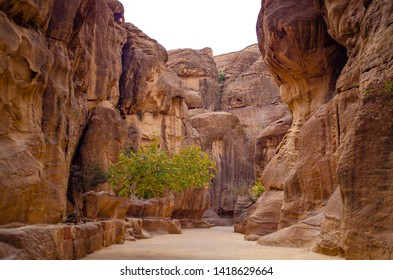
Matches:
[256,0,393,259]
[0,0,128,225]
[0,0,205,228]
[214,45,291,178]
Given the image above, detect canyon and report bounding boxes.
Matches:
[0,0,392,260]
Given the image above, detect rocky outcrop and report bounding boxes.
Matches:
[172,188,211,228]
[233,197,257,234]
[254,117,292,177]
[257,214,324,248]
[119,24,199,150]
[256,0,393,259]
[127,195,174,218]
[245,190,284,239]
[168,48,219,110]
[315,188,343,256]
[82,191,127,221]
[126,188,211,231]
[0,220,125,260]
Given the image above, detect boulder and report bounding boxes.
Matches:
[257,214,324,248]
[233,197,256,234]
[127,194,174,218]
[172,188,210,220]
[245,191,284,238]
[82,191,126,220]
[142,218,182,235]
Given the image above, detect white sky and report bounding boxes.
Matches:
[118,0,261,55]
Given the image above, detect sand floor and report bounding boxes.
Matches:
[83,226,341,260]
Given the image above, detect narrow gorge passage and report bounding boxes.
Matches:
[83,227,340,260]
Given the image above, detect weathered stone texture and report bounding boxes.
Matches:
[214,45,291,175]
[0,220,125,260]
[119,24,199,150]
[245,191,284,238]
[168,48,219,110]
[257,0,393,259]
[190,111,252,215]
[0,0,127,224]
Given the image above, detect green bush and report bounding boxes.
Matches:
[108,142,216,199]
[70,163,108,192]
[384,80,393,95]
[218,72,226,94]
[250,181,265,201]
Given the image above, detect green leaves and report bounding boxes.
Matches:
[108,143,216,199]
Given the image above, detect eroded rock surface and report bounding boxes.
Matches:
[256,0,393,259]
[190,111,252,215]
[0,0,127,225]
[168,48,219,110]
[214,45,291,176]
[0,220,125,260]
[245,191,284,239]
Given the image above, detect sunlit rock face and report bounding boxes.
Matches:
[0,0,127,224]
[0,0,198,225]
[256,0,393,259]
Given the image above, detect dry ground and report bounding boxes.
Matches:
[83,226,341,260]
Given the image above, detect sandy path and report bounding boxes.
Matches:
[83,226,341,260]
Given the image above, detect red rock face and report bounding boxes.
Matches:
[257,0,393,259]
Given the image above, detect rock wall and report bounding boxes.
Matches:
[0,220,125,260]
[256,0,393,259]
[0,0,127,225]
[214,45,291,175]
[119,24,199,150]
[166,46,289,218]
[0,0,202,226]
[190,111,252,215]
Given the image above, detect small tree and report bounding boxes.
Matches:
[108,142,216,199]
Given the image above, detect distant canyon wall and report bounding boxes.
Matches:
[168,47,291,215]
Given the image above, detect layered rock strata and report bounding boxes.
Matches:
[0,0,209,259]
[256,0,393,259]
[0,220,125,260]
[0,0,128,225]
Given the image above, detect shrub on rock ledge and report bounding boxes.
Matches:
[108,142,216,199]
